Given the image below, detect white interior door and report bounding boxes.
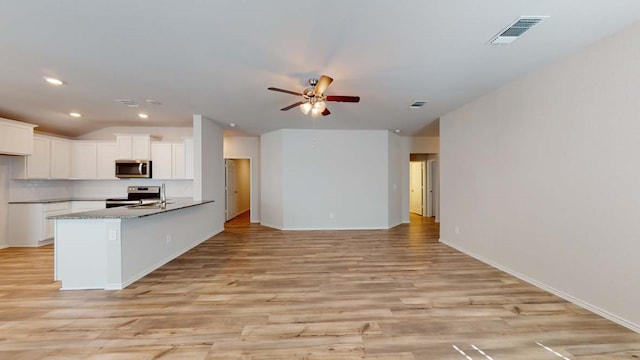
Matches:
[225,159,238,221]
[409,161,424,215]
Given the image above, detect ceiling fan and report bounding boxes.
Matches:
[268,75,360,117]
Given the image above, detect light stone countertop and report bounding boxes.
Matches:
[48,200,215,220]
[9,197,107,204]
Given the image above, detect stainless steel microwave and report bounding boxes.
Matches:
[115,160,152,178]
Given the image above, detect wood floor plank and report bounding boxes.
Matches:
[0,212,639,358]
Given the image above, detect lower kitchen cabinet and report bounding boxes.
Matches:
[70,201,105,213]
[9,202,71,247]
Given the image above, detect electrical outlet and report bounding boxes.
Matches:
[454,226,460,235]
[166,234,172,244]
[108,229,117,241]
[329,212,334,219]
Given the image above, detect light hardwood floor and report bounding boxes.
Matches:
[1,213,639,359]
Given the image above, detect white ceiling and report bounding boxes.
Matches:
[1,1,639,138]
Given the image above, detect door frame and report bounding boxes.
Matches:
[426,159,436,217]
[224,157,252,222]
[409,161,425,215]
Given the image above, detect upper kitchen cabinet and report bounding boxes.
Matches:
[116,134,151,160]
[71,141,98,179]
[150,137,193,180]
[71,141,118,180]
[50,138,71,179]
[0,118,37,155]
[96,142,117,179]
[150,142,173,179]
[12,135,71,179]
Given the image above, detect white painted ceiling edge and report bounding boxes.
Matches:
[0,1,639,138]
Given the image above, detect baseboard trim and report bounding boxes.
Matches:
[440,238,640,334]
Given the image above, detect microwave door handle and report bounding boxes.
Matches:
[139,163,143,174]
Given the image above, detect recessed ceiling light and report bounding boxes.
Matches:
[44,77,64,86]
[394,129,401,133]
[145,99,162,105]
[69,112,82,118]
[230,123,236,127]
[138,113,149,119]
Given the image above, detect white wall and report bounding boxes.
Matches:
[387,132,404,227]
[77,126,193,141]
[193,115,225,234]
[262,129,394,230]
[8,180,71,202]
[71,179,193,199]
[440,22,640,332]
[0,157,10,248]
[223,136,261,222]
[411,136,439,154]
[260,131,284,229]
[400,137,411,224]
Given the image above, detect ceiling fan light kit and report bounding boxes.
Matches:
[268,75,360,118]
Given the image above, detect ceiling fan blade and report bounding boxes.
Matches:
[322,108,331,116]
[313,75,334,96]
[268,87,303,96]
[280,101,305,111]
[326,95,360,103]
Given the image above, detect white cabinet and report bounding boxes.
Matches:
[173,143,186,179]
[25,136,50,178]
[116,134,151,160]
[0,118,37,155]
[70,201,105,213]
[50,138,71,179]
[150,138,193,179]
[71,141,98,179]
[151,142,173,179]
[12,135,72,179]
[9,202,71,247]
[71,141,117,180]
[97,142,117,179]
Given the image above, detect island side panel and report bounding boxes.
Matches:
[120,201,220,288]
[55,219,121,290]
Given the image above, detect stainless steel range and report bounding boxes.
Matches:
[105,186,161,208]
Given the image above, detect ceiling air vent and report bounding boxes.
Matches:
[410,101,428,109]
[489,16,548,45]
[115,99,139,107]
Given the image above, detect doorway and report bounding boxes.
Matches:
[409,161,424,215]
[225,158,251,222]
[409,154,438,220]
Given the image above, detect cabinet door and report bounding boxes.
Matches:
[27,137,50,179]
[131,135,150,159]
[43,202,70,240]
[0,119,34,155]
[71,142,98,179]
[50,139,71,179]
[116,136,133,159]
[172,143,186,179]
[151,143,172,179]
[71,201,105,212]
[97,143,117,179]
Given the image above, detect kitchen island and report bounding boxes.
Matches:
[50,199,218,290]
